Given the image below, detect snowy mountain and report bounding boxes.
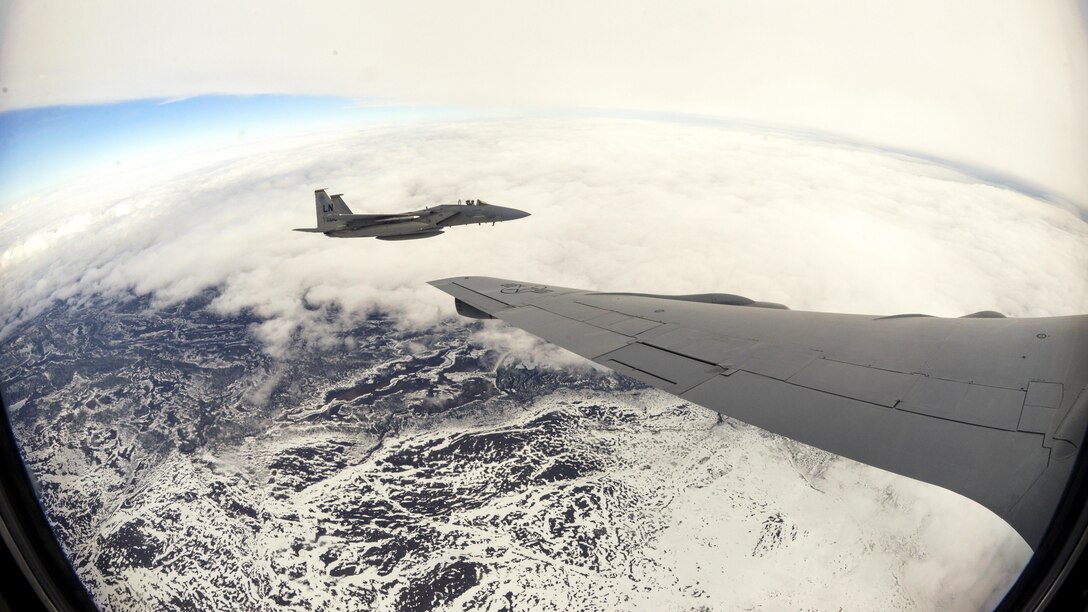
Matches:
[0,288,1027,610]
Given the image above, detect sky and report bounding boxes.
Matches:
[1,0,1086,206]
[0,96,483,204]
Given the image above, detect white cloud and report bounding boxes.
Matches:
[469,324,607,372]
[1,1,1086,205]
[2,117,1085,361]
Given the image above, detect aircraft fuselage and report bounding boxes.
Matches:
[294,190,530,240]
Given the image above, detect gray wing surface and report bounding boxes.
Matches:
[429,276,1088,549]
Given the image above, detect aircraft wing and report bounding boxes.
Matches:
[429,276,1088,549]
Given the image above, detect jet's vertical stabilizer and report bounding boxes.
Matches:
[330,194,353,215]
[314,189,339,229]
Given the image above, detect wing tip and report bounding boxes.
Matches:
[427,276,465,288]
[428,276,494,286]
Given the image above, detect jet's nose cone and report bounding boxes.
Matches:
[492,205,530,221]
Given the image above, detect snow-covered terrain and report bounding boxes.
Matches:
[0,291,1028,610]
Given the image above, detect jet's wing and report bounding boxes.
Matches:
[429,276,1088,549]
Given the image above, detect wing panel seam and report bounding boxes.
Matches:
[635,340,721,367]
[823,356,1028,391]
[732,368,1034,434]
[608,359,678,385]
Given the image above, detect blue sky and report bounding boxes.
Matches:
[0,95,464,205]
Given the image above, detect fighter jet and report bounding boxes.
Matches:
[293,189,530,240]
[430,276,1088,552]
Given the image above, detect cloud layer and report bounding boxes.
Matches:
[2,1,1086,205]
[2,117,1085,363]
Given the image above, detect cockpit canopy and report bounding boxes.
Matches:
[465,199,490,206]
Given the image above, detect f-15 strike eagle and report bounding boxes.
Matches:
[294,189,530,240]
[430,276,1088,550]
